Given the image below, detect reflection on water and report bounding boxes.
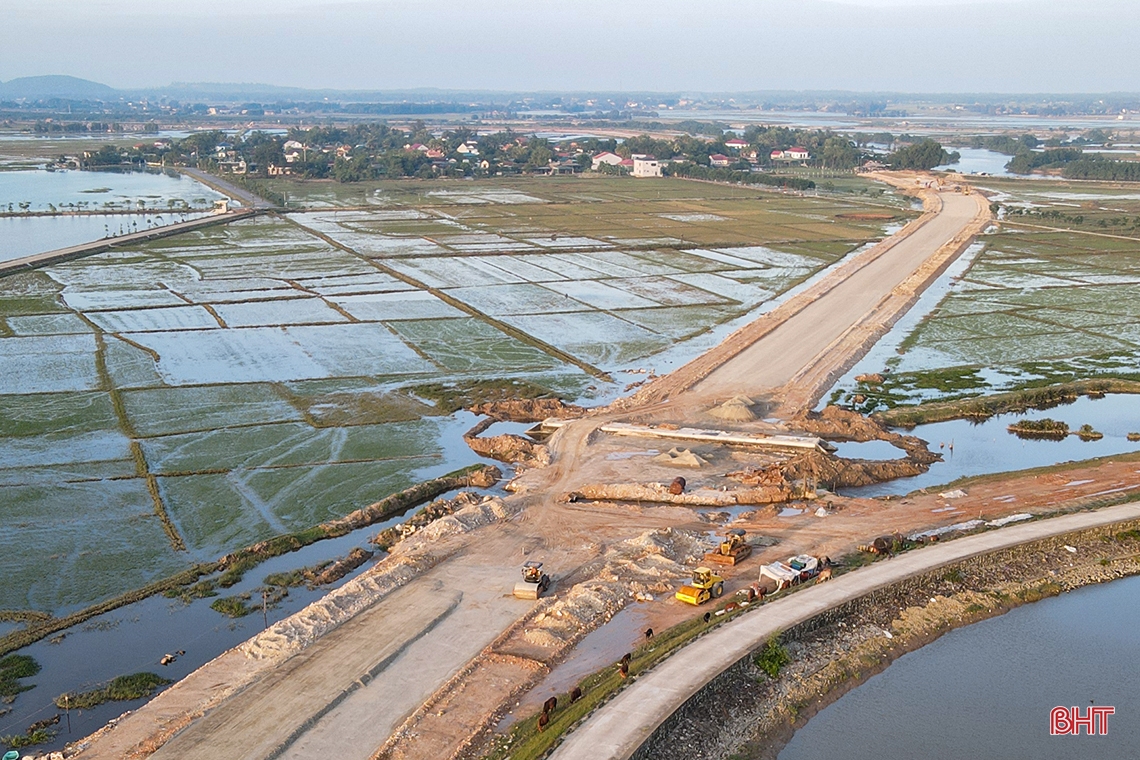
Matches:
[848,394,1140,497]
[779,575,1140,760]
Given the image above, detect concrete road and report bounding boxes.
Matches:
[549,501,1140,760]
[180,167,276,209]
[695,192,981,399]
[151,561,531,760]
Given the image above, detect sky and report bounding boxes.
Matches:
[1,0,1137,94]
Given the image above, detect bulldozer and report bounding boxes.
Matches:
[513,560,551,600]
[704,528,752,566]
[675,566,725,606]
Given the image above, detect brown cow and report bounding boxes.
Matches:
[619,661,630,678]
[816,565,833,583]
[543,696,558,714]
[570,686,583,703]
[538,711,550,732]
[669,477,686,495]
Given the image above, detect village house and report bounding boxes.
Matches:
[267,164,292,177]
[632,156,662,178]
[709,153,732,167]
[724,138,749,151]
[772,146,811,161]
[591,151,623,170]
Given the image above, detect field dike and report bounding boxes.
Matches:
[628,520,1140,760]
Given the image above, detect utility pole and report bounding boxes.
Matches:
[262,589,269,630]
[65,694,71,734]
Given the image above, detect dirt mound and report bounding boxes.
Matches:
[469,398,585,422]
[572,482,800,506]
[465,432,551,466]
[782,449,928,488]
[395,496,519,552]
[794,406,939,464]
[521,529,712,649]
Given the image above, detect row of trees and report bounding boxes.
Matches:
[665,162,816,190]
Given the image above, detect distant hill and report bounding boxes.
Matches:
[0,75,118,100]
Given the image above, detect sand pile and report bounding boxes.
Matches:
[653,447,708,468]
[708,395,758,422]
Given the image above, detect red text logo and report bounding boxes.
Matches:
[1050,706,1114,736]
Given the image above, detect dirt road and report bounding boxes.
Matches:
[694,191,983,401]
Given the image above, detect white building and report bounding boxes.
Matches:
[592,151,623,170]
[632,157,662,178]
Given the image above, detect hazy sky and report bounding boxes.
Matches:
[1,0,1137,93]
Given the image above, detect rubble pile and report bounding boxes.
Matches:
[522,529,714,649]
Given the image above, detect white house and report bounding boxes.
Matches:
[592,151,623,170]
[457,143,480,156]
[786,146,810,160]
[725,138,749,151]
[632,156,662,178]
[709,153,732,168]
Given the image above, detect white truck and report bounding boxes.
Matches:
[759,554,820,590]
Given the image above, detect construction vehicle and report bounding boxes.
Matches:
[513,560,551,599]
[704,528,752,566]
[675,566,725,606]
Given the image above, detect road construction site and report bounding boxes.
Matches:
[67,174,1140,760]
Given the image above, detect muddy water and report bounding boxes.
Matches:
[848,394,1140,497]
[778,575,1140,760]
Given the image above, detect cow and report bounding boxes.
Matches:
[644,627,654,641]
[543,696,558,714]
[570,686,583,703]
[538,711,550,732]
[816,565,833,583]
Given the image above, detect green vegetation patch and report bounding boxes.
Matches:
[55,672,171,709]
[0,654,40,698]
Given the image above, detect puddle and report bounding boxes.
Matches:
[778,507,805,517]
[832,439,908,461]
[605,449,659,460]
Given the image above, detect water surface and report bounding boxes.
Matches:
[779,575,1140,760]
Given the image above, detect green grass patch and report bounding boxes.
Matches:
[0,654,40,698]
[407,378,558,414]
[209,595,254,618]
[55,672,171,709]
[754,636,791,678]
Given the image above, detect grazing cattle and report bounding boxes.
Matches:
[538,711,550,732]
[644,627,654,640]
[816,565,833,583]
[570,686,583,703]
[669,477,686,495]
[703,611,712,623]
[543,696,558,714]
[724,602,740,613]
[619,661,630,678]
[620,652,632,666]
